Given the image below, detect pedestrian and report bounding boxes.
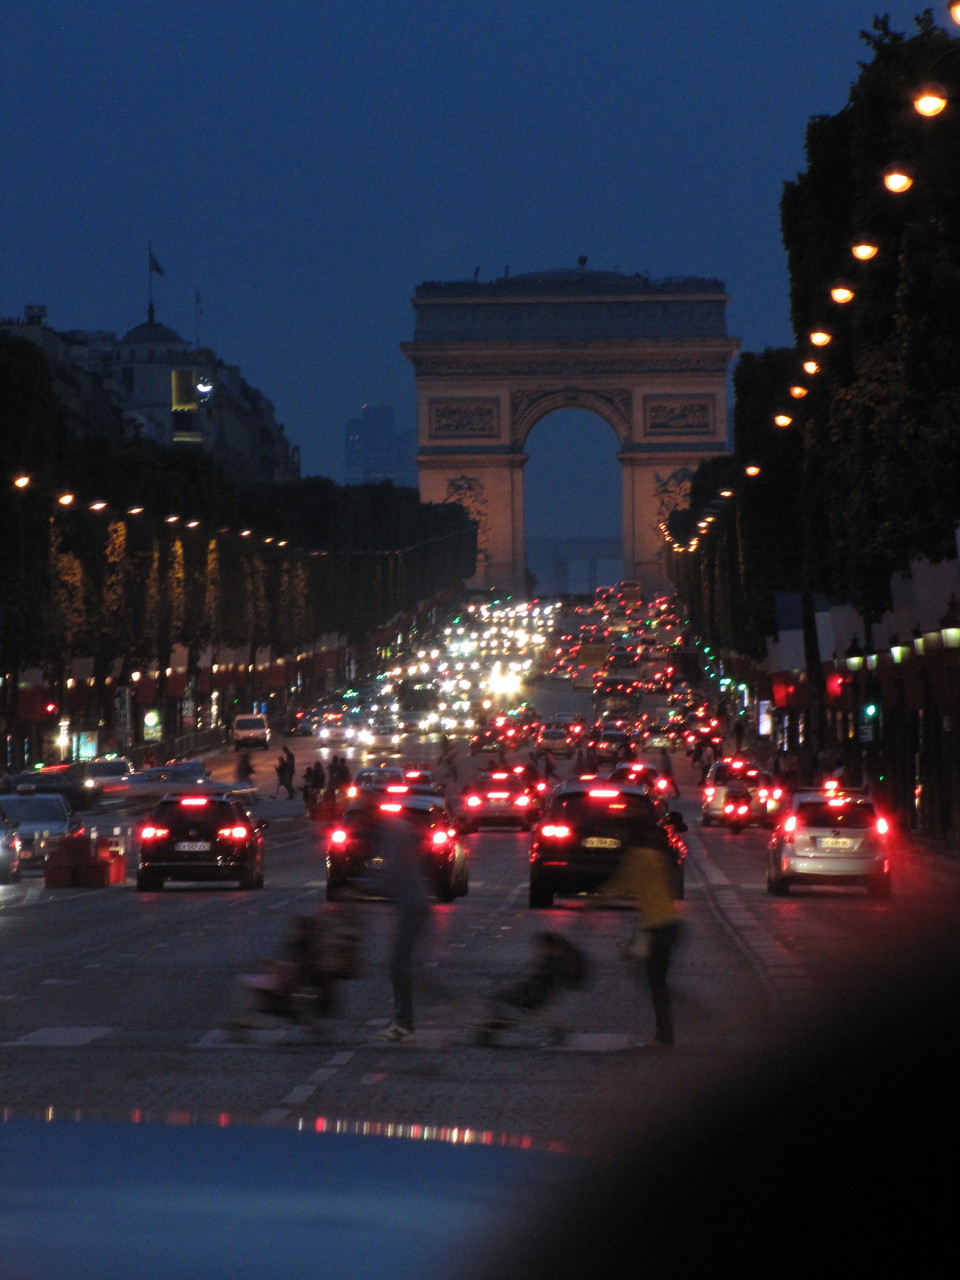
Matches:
[356,802,430,1042]
[300,764,317,813]
[235,752,255,786]
[594,809,683,1050]
[659,748,680,798]
[274,750,295,800]
[699,740,715,785]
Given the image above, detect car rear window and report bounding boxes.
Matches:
[154,799,236,823]
[796,801,876,827]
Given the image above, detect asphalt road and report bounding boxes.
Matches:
[2,699,959,1155]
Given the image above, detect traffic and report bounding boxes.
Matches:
[2,581,956,1280]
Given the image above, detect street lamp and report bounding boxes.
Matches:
[809,330,833,347]
[830,281,856,304]
[851,239,879,261]
[913,84,948,116]
[883,164,915,193]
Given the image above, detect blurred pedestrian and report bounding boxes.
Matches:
[659,748,680,798]
[235,752,255,786]
[595,810,683,1050]
[355,804,430,1042]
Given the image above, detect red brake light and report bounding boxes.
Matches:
[385,785,409,794]
[541,824,572,838]
[329,828,348,845]
[587,788,619,799]
[140,825,169,840]
[218,825,249,840]
[514,794,531,807]
[784,815,798,833]
[466,795,481,807]
[876,817,890,835]
[379,802,403,813]
[180,796,209,808]
[431,829,449,846]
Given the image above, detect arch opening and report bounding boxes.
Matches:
[523,409,623,597]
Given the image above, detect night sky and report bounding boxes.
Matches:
[0,2,941,536]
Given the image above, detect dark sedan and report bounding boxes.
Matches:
[136,792,268,891]
[325,792,468,903]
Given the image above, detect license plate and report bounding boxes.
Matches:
[175,841,211,852]
[819,837,855,850]
[584,837,620,850]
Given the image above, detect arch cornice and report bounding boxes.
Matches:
[510,387,631,447]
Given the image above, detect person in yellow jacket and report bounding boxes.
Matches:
[596,814,683,1050]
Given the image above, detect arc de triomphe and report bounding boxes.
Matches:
[401,268,739,596]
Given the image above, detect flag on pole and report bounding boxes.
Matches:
[149,252,165,276]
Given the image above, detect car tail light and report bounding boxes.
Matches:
[218,825,250,840]
[772,788,783,801]
[140,825,170,840]
[329,828,348,845]
[587,788,619,799]
[180,796,209,808]
[514,794,531,807]
[876,817,890,835]
[379,802,403,813]
[541,824,572,839]
[466,795,481,807]
[385,785,409,794]
[704,786,715,801]
[535,781,548,793]
[431,830,449,847]
[346,785,359,798]
[783,814,798,844]
[488,792,509,800]
[655,778,669,793]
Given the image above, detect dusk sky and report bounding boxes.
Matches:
[1,2,942,537]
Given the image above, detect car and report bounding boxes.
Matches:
[0,823,22,883]
[344,766,406,801]
[534,724,577,758]
[136,792,268,890]
[231,713,271,751]
[458,769,541,833]
[0,792,75,869]
[766,788,893,896]
[528,777,687,907]
[358,718,402,748]
[125,760,215,803]
[584,727,636,764]
[9,757,135,810]
[325,792,468,903]
[701,758,772,827]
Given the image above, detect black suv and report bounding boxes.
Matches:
[528,777,686,908]
[137,793,268,891]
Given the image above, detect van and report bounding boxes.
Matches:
[232,713,271,751]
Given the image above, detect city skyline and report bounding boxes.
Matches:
[1,1,945,535]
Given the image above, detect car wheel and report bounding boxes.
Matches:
[435,876,456,904]
[766,869,790,895]
[238,866,261,890]
[136,871,163,891]
[528,877,554,908]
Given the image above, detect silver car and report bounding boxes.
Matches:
[0,792,74,870]
[767,789,892,897]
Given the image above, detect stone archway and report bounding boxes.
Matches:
[402,267,740,595]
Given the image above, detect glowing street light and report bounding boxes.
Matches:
[913,84,947,116]
[883,164,914,193]
[809,330,833,347]
[14,475,30,489]
[851,239,879,261]
[830,282,855,304]
[774,414,793,428]
[58,493,75,506]
[789,385,808,398]
[802,360,821,375]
